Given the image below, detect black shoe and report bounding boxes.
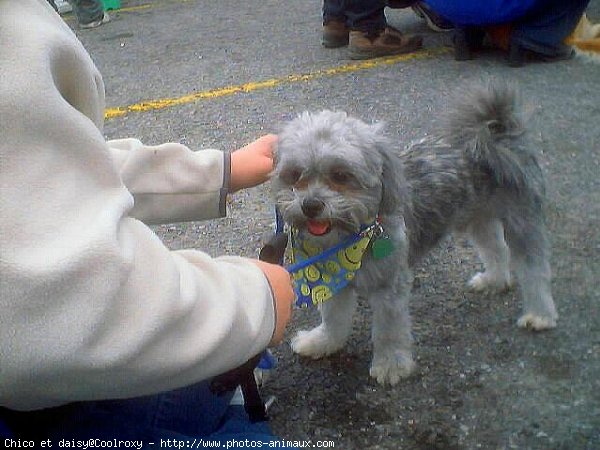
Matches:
[507,41,524,67]
[454,28,471,60]
[453,26,485,61]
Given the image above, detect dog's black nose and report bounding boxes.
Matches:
[301,199,325,218]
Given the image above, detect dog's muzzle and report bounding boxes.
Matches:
[301,198,325,218]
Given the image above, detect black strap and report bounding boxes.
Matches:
[209,354,268,423]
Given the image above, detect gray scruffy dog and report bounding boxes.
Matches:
[272,84,557,385]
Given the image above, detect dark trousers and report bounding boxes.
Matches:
[513,0,591,56]
[323,0,387,32]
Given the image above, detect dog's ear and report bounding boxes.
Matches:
[375,132,404,216]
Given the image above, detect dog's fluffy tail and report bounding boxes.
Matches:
[442,83,530,191]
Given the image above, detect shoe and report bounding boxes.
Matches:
[507,41,524,67]
[79,11,110,29]
[322,20,350,48]
[54,0,73,14]
[412,2,453,32]
[348,26,422,60]
[453,27,485,61]
[454,28,472,61]
[507,41,575,68]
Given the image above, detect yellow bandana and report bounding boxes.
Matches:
[290,226,376,308]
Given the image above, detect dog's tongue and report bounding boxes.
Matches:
[307,220,331,236]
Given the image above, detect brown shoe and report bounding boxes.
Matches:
[322,20,350,48]
[348,26,422,60]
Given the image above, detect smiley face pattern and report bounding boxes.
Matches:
[290,229,374,308]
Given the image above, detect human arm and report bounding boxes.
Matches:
[106,133,278,224]
[0,0,291,410]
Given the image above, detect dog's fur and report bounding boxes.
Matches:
[272,84,557,385]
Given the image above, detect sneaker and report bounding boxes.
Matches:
[348,26,422,60]
[55,0,73,14]
[322,20,350,48]
[412,2,453,32]
[79,11,110,29]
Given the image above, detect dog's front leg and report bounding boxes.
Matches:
[291,288,357,358]
[369,283,415,385]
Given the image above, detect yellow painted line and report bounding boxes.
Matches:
[116,4,153,13]
[105,47,450,120]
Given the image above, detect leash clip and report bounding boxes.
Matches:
[372,222,385,239]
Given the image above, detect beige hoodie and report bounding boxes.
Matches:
[0,0,275,410]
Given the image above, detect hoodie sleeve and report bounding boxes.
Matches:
[0,0,275,411]
[107,139,232,224]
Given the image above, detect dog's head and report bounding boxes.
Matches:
[272,110,403,243]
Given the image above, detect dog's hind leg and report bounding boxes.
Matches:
[467,218,513,292]
[291,289,357,358]
[504,215,558,330]
[369,286,415,385]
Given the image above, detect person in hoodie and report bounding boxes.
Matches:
[0,0,295,446]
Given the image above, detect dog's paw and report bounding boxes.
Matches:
[517,313,557,331]
[291,327,343,359]
[370,352,415,386]
[468,271,513,293]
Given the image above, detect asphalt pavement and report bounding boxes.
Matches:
[70,1,599,448]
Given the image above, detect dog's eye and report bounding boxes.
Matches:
[280,167,302,185]
[329,170,352,185]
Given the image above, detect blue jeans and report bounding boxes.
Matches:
[512,0,591,57]
[425,0,591,56]
[323,0,387,32]
[1,382,296,449]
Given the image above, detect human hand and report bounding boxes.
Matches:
[229,134,277,192]
[250,259,294,347]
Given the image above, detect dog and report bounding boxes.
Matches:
[271,84,558,385]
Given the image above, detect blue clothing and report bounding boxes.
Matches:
[512,0,590,57]
[425,0,590,57]
[0,382,297,449]
[424,0,537,26]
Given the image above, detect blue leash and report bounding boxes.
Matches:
[275,208,376,273]
[275,208,285,236]
[255,208,287,375]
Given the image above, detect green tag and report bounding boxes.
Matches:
[372,236,395,260]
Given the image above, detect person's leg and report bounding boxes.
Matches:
[2,381,233,443]
[453,26,486,60]
[345,0,423,59]
[211,406,297,448]
[509,0,590,64]
[344,0,387,32]
[322,0,350,48]
[1,381,297,448]
[323,0,346,24]
[68,0,109,28]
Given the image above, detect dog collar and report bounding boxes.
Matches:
[288,218,394,308]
